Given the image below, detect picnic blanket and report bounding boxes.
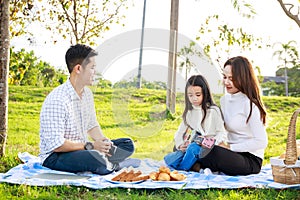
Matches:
[0,152,299,189]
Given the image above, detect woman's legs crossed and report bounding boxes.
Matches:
[199,146,262,175]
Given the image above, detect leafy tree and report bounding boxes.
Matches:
[9,48,67,86]
[9,48,35,85]
[261,64,300,97]
[114,77,166,90]
[196,14,264,69]
[95,76,112,88]
[177,41,203,81]
[276,65,300,97]
[37,0,129,46]
[261,80,284,96]
[273,40,299,96]
[9,0,36,38]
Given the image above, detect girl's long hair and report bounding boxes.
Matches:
[224,56,267,124]
[182,75,217,127]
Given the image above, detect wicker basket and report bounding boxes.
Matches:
[271,108,300,185]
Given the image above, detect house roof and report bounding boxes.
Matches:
[263,76,285,84]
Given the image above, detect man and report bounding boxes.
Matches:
[39,44,134,175]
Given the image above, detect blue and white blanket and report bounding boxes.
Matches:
[0,152,299,189]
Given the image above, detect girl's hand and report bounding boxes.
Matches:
[179,141,189,152]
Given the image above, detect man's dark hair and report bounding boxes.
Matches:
[65,44,98,73]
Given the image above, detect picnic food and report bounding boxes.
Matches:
[111,169,149,182]
[150,166,186,181]
[170,170,187,181]
[149,171,159,180]
[157,172,170,181]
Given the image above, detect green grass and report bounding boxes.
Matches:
[1,85,300,199]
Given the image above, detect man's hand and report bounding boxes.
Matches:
[93,138,112,155]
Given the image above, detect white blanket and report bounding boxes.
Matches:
[0,152,299,189]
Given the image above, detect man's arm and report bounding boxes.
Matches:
[53,139,85,152]
[53,126,109,153]
[88,126,106,141]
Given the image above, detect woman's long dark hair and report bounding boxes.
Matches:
[224,56,267,124]
[182,75,217,127]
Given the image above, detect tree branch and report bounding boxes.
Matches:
[82,3,123,42]
[59,0,77,44]
[82,0,91,40]
[277,0,300,28]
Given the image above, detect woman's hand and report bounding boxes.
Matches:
[218,142,230,149]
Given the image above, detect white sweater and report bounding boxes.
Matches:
[220,92,268,159]
[174,105,228,149]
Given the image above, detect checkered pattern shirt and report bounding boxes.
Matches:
[39,79,99,163]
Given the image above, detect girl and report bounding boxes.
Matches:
[195,56,268,175]
[164,75,227,171]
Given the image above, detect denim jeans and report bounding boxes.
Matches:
[164,142,203,171]
[43,138,134,175]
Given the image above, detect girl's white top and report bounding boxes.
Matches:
[174,105,228,149]
[220,92,268,159]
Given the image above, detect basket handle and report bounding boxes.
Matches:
[284,108,300,165]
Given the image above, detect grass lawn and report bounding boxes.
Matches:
[0,85,300,199]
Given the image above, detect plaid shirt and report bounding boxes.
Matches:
[39,79,99,163]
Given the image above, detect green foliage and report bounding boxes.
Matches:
[261,81,284,96]
[277,65,300,97]
[37,0,128,45]
[230,0,257,18]
[261,65,300,97]
[96,77,113,88]
[113,77,167,90]
[9,47,68,86]
[9,0,36,37]
[9,48,34,85]
[177,41,205,81]
[273,41,299,68]
[272,41,299,96]
[196,14,264,68]
[1,86,300,199]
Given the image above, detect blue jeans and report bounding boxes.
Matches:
[164,142,202,171]
[43,138,134,175]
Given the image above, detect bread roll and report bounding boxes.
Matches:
[159,166,171,174]
[170,170,186,181]
[157,172,170,181]
[149,171,159,180]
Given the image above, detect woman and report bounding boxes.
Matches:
[194,56,268,175]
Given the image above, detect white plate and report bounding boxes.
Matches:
[151,179,187,184]
[103,174,146,184]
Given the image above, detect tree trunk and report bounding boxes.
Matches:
[167,0,179,114]
[0,0,10,157]
[137,0,147,89]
